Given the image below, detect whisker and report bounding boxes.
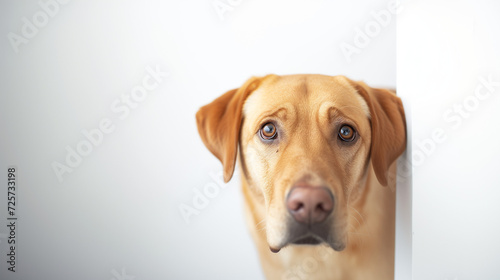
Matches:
[349,213,362,228]
[349,206,367,226]
[255,218,267,232]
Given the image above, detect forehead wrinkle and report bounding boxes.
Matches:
[318,101,337,122]
[254,104,292,126]
[318,101,365,127]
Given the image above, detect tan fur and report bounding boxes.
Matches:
[196,74,406,279]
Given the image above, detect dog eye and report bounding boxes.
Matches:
[260,123,277,140]
[338,125,356,142]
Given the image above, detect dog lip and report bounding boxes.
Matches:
[291,235,323,245]
[269,246,281,253]
[332,243,346,251]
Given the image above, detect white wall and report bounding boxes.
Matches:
[400,0,500,279]
[0,1,396,279]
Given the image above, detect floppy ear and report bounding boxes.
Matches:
[196,77,262,183]
[349,80,407,186]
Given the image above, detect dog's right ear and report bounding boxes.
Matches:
[346,79,407,187]
[196,77,262,183]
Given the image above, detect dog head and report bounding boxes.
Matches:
[196,74,406,252]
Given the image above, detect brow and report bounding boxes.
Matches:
[252,103,295,131]
[318,102,364,128]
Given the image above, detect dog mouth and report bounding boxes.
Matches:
[268,219,348,253]
[292,235,322,245]
[270,233,346,253]
[269,234,325,253]
[288,220,332,247]
[268,212,347,253]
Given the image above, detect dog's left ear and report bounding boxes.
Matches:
[348,80,407,186]
[196,77,262,183]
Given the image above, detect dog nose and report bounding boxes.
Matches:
[286,186,334,224]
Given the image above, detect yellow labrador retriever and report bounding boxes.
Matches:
[196,74,406,279]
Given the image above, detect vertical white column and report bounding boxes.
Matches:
[400,0,500,279]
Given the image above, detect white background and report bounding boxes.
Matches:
[0,0,498,279]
